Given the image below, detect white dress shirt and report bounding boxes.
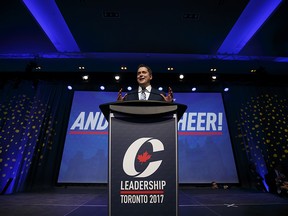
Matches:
[138,85,151,100]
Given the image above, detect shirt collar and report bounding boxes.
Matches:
[138,85,151,92]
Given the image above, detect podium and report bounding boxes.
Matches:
[100,101,187,216]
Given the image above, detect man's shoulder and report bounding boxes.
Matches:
[128,89,138,94]
[124,89,138,101]
[151,88,165,95]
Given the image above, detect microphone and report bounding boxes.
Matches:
[123,89,163,100]
[120,88,173,102]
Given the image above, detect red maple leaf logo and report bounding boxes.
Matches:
[137,151,151,163]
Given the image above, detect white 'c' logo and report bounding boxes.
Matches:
[123,137,164,178]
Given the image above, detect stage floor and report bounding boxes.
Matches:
[0,186,288,216]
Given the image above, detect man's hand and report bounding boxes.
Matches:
[160,87,174,102]
[117,88,127,101]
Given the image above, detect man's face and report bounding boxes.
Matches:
[137,66,152,87]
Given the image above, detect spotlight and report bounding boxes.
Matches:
[115,75,120,81]
[100,86,105,90]
[192,87,196,92]
[67,85,73,90]
[82,75,89,81]
[179,74,184,80]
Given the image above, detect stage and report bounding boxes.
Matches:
[0,186,287,216]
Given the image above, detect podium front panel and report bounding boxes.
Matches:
[109,113,178,216]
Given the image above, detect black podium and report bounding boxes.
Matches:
[100,101,187,216]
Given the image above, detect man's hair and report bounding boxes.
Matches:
[138,64,152,75]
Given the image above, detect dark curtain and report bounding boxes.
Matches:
[223,85,288,191]
[1,78,288,194]
[0,79,73,194]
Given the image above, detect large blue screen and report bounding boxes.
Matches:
[57,91,239,184]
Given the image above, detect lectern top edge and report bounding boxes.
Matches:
[99,100,187,121]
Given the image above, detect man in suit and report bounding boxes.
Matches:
[117,64,173,102]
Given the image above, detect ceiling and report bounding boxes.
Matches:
[0,0,288,79]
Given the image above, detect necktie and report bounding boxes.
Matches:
[140,87,146,100]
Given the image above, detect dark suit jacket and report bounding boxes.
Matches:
[124,88,166,101]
